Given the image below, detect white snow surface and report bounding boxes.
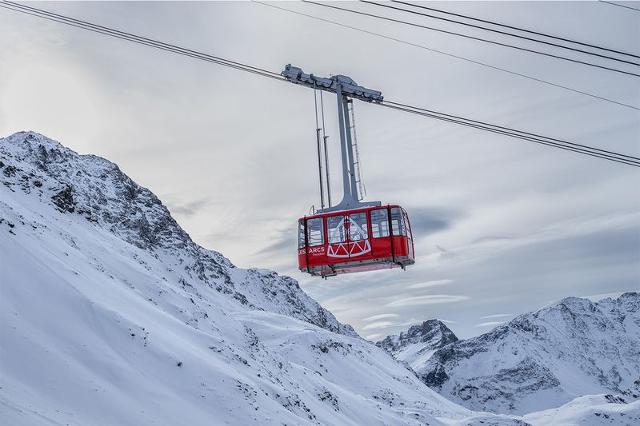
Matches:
[1,131,637,426]
[0,131,507,426]
[523,394,640,426]
[418,291,640,415]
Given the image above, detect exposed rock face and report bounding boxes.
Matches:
[417,293,640,415]
[376,319,458,370]
[0,131,355,337]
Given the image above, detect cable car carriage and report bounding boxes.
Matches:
[299,205,414,277]
[282,64,415,277]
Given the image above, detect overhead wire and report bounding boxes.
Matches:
[360,0,640,66]
[1,0,638,168]
[362,0,640,66]
[0,1,285,82]
[380,100,640,166]
[391,0,640,59]
[255,1,639,111]
[303,0,640,78]
[599,1,640,12]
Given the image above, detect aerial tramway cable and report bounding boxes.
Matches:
[303,1,640,77]
[1,0,638,168]
[319,90,332,207]
[254,1,639,111]
[363,1,640,66]
[389,0,640,60]
[313,84,326,210]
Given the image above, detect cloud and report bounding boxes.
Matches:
[406,206,461,237]
[164,198,211,217]
[365,333,385,341]
[386,294,469,308]
[362,321,397,331]
[475,321,506,328]
[362,313,399,322]
[407,279,453,289]
[479,313,513,320]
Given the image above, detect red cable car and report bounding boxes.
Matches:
[298,205,415,277]
[282,65,416,278]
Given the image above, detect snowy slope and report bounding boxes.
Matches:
[418,293,640,415]
[0,131,496,425]
[376,319,458,371]
[523,394,640,426]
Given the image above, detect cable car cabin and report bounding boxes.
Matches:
[298,205,415,277]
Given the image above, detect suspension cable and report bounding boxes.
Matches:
[303,0,640,77]
[390,0,640,59]
[319,90,332,206]
[2,1,638,168]
[363,1,640,67]
[313,84,326,209]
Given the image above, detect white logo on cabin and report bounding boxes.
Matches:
[327,216,371,258]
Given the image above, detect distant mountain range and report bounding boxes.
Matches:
[378,292,640,415]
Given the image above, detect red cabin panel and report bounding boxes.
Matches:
[298,205,415,277]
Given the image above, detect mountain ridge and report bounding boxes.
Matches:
[378,292,640,415]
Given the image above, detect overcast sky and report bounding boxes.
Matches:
[1,1,638,339]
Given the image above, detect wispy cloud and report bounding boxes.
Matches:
[362,313,399,322]
[386,294,469,308]
[365,333,385,341]
[407,279,453,289]
[479,313,513,320]
[362,321,397,331]
[164,197,211,217]
[406,206,462,237]
[474,321,506,328]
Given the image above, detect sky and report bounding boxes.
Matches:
[0,1,638,340]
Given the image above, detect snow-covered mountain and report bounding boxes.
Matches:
[376,319,458,371]
[414,293,640,415]
[0,131,505,425]
[2,131,638,425]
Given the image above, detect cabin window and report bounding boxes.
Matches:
[328,216,346,243]
[371,209,389,238]
[349,212,368,241]
[403,210,412,240]
[298,220,306,248]
[391,207,406,236]
[306,218,324,246]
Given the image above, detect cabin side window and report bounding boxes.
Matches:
[306,218,324,246]
[391,207,406,236]
[349,212,368,241]
[371,209,389,238]
[298,220,306,248]
[328,216,346,243]
[403,210,412,240]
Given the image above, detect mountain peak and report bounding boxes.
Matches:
[418,293,640,415]
[376,319,458,370]
[0,131,356,337]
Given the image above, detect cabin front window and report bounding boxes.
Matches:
[328,216,346,243]
[371,209,389,238]
[306,218,324,246]
[349,212,368,241]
